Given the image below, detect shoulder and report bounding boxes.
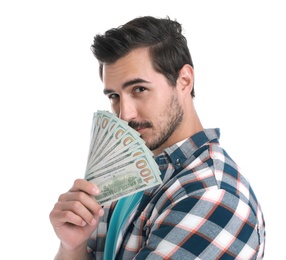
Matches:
[156,139,261,221]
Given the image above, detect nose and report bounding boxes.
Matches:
[118,97,137,122]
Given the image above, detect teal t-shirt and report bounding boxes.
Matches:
[103,191,143,260]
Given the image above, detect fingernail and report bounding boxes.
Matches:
[99,208,104,217]
[92,187,100,195]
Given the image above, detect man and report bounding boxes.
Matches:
[50,16,265,259]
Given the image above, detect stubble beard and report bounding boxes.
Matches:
[146,94,184,151]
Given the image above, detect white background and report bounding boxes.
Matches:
[0,1,284,259]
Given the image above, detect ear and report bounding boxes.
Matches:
[177,64,194,96]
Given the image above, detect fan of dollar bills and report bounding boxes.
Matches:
[84,110,162,205]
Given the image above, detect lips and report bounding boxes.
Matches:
[135,127,146,134]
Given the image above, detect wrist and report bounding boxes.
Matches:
[54,242,90,260]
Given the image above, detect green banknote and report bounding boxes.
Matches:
[85,110,162,205]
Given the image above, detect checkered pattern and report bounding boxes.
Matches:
[88,128,265,259]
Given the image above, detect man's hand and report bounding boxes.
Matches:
[49,179,104,259]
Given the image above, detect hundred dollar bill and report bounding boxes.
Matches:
[94,111,118,149]
[86,122,142,170]
[85,152,162,205]
[86,110,139,168]
[94,139,147,168]
[87,112,118,170]
[86,112,103,164]
[84,110,162,205]
[87,142,155,174]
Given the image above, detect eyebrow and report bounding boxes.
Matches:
[103,78,150,95]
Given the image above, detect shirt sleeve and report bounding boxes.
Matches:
[134,189,262,260]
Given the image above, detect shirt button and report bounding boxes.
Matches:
[175,159,181,166]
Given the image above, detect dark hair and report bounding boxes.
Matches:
[91,16,195,97]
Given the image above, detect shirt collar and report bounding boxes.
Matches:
[159,128,220,170]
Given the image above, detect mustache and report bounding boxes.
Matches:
[128,121,153,130]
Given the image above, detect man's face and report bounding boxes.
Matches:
[102,48,184,153]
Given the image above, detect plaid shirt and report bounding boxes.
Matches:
[88,128,265,259]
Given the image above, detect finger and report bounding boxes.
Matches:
[69,178,100,196]
[59,190,104,220]
[59,191,101,214]
[52,198,102,227]
[50,206,89,227]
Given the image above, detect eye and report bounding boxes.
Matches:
[134,86,146,93]
[107,93,119,100]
